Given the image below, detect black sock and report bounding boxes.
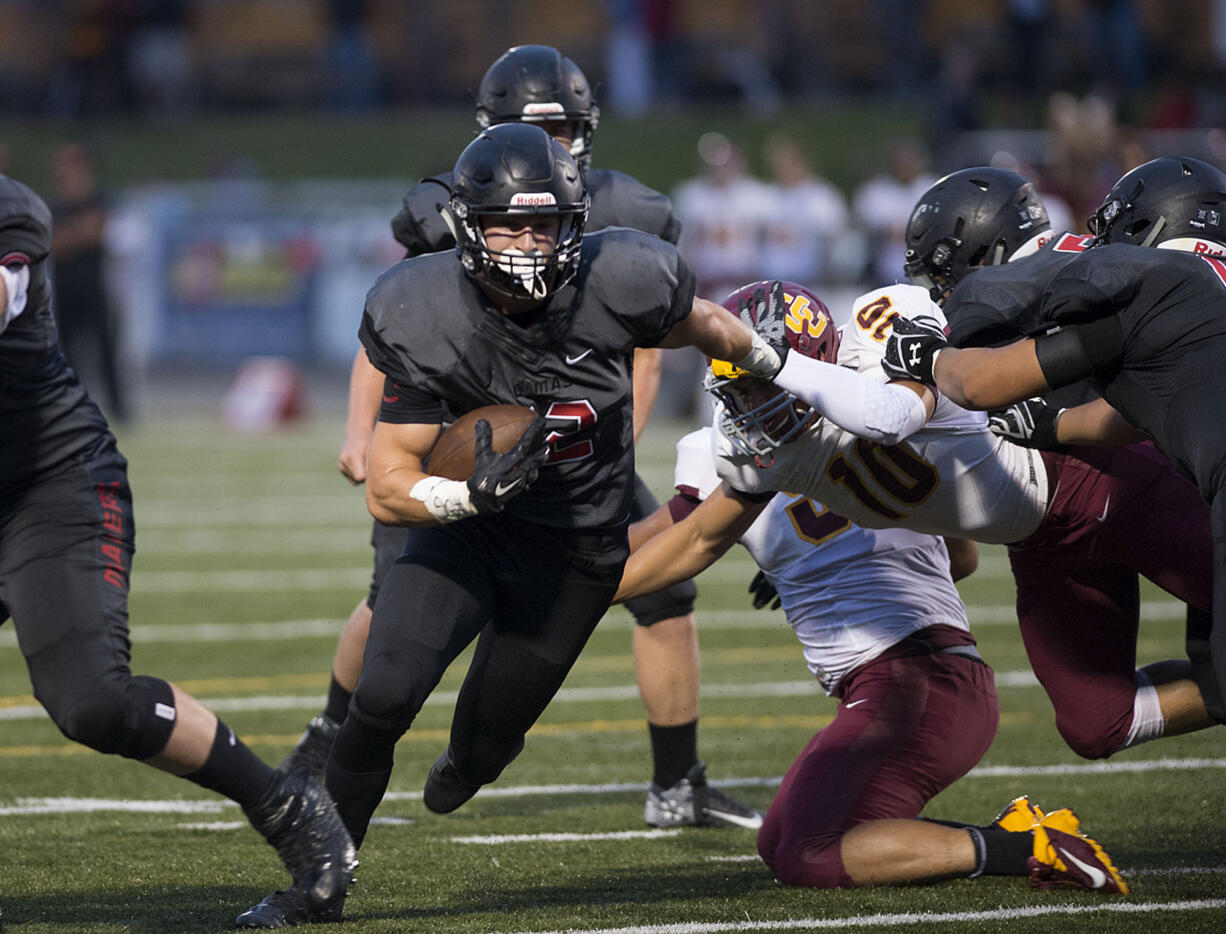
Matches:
[326,717,402,847]
[967,826,1035,877]
[324,675,353,725]
[184,721,277,810]
[649,720,698,788]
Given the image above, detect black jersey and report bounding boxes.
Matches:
[0,176,109,494]
[359,227,696,529]
[1039,243,1226,498]
[390,168,680,259]
[945,233,1093,348]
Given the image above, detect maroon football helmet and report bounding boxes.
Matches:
[705,281,839,458]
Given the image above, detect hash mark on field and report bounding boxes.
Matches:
[451,830,683,845]
[493,899,1226,933]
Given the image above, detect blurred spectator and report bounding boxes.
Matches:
[669,132,770,414]
[1044,90,1119,230]
[50,143,129,423]
[759,133,848,288]
[322,0,381,110]
[126,0,193,118]
[1004,0,1051,96]
[852,138,935,287]
[673,132,770,300]
[929,39,986,167]
[45,0,135,118]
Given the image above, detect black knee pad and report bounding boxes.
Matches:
[350,653,427,733]
[626,577,698,627]
[57,674,176,760]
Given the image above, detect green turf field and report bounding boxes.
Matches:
[1,410,1224,932]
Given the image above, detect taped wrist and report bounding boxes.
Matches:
[734,330,783,378]
[410,475,478,522]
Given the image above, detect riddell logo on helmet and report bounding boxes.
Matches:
[1158,237,1226,257]
[510,192,558,207]
[524,102,565,116]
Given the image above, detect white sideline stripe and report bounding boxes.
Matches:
[4,759,1226,816]
[451,830,682,844]
[0,797,226,815]
[0,600,1188,652]
[492,900,1226,934]
[0,673,1043,722]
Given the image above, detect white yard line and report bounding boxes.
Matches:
[0,673,1045,721]
[490,900,1226,934]
[0,598,1189,653]
[4,758,1225,816]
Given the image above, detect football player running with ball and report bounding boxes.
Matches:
[237,123,784,926]
[289,44,759,832]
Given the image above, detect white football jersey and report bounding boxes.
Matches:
[675,429,969,695]
[713,284,1048,544]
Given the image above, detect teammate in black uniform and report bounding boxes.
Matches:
[0,175,355,925]
[237,124,785,927]
[289,44,759,832]
[893,165,1219,758]
[880,155,1226,727]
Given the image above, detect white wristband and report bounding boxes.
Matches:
[410,475,478,522]
[733,330,783,378]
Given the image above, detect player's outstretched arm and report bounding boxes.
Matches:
[614,484,768,604]
[774,351,934,445]
[1053,397,1147,445]
[337,349,386,485]
[658,296,782,378]
[929,340,1051,410]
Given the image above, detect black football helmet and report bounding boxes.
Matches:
[1088,156,1226,251]
[447,123,589,304]
[904,167,1051,303]
[475,45,599,168]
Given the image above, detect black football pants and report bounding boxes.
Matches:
[328,511,628,844]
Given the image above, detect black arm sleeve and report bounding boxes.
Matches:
[1033,316,1125,389]
[377,378,445,424]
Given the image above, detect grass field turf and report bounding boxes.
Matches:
[1,410,1224,933]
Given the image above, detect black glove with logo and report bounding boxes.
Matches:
[881,315,947,384]
[748,570,781,611]
[987,398,1064,449]
[467,416,550,514]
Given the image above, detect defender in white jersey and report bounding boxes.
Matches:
[735,278,1213,760]
[614,421,1127,892]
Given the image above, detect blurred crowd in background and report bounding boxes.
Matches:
[3,0,1226,420]
[2,0,1225,125]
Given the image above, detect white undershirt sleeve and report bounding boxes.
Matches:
[0,263,31,336]
[774,351,929,445]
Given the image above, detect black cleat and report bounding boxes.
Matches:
[243,766,357,914]
[422,748,481,814]
[235,885,345,929]
[279,715,340,781]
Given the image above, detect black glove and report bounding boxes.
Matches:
[987,398,1064,449]
[735,280,789,377]
[881,315,947,384]
[466,416,550,514]
[748,569,780,611]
